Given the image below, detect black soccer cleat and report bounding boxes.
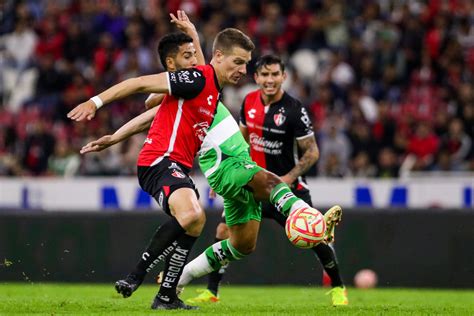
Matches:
[115,274,143,298]
[151,295,199,310]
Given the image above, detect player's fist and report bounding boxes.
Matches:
[67,100,96,121]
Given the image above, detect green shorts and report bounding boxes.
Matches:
[207,154,263,226]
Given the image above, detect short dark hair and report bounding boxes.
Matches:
[212,28,255,54]
[255,54,285,73]
[157,32,193,69]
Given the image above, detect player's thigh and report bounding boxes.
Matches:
[137,160,201,216]
[208,156,262,198]
[228,219,260,255]
[223,188,261,227]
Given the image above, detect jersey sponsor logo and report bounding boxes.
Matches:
[177,70,195,84]
[273,113,286,126]
[144,138,152,144]
[207,95,213,105]
[249,133,283,155]
[193,121,209,141]
[171,170,185,178]
[247,108,256,119]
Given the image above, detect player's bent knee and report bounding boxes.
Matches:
[249,170,282,201]
[174,206,205,236]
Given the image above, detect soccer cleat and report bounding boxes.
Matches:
[323,205,343,243]
[115,274,143,298]
[186,289,220,304]
[151,295,198,310]
[326,286,349,306]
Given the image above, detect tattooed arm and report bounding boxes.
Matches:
[280,135,319,185]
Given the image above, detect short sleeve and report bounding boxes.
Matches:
[293,102,314,140]
[167,68,206,99]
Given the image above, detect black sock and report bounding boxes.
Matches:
[157,233,197,303]
[131,217,185,280]
[313,242,344,287]
[207,238,227,296]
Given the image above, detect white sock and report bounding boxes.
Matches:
[177,252,213,287]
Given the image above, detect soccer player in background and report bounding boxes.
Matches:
[187,55,348,306]
[71,22,318,309]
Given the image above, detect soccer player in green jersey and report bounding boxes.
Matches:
[188,55,348,306]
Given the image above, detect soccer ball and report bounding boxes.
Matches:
[285,207,326,249]
[354,269,378,288]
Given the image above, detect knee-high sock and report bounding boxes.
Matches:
[313,242,344,287]
[131,217,185,280]
[207,238,228,296]
[156,233,197,303]
[270,183,309,216]
[178,239,245,288]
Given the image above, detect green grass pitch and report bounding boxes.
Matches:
[1,283,473,315]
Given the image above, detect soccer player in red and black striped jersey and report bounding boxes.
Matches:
[189,55,348,306]
[68,24,255,310]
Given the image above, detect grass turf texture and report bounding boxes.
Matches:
[1,284,473,315]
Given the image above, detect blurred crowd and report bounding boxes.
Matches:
[0,0,473,178]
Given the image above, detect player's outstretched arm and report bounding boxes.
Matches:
[80,107,158,154]
[170,10,205,66]
[67,73,169,121]
[281,136,320,185]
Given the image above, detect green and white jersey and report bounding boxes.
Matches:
[198,102,250,177]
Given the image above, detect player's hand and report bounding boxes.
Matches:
[208,188,217,200]
[67,100,97,121]
[170,10,196,34]
[80,135,115,154]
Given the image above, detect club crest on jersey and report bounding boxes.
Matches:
[171,170,185,179]
[273,113,286,126]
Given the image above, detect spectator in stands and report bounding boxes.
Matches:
[318,122,351,177]
[375,147,399,178]
[1,18,38,112]
[403,121,440,172]
[47,140,80,177]
[442,118,472,170]
[0,0,472,178]
[21,120,55,175]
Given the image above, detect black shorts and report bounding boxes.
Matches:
[220,188,313,227]
[137,158,199,215]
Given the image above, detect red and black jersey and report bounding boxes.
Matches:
[240,90,314,189]
[137,64,220,168]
